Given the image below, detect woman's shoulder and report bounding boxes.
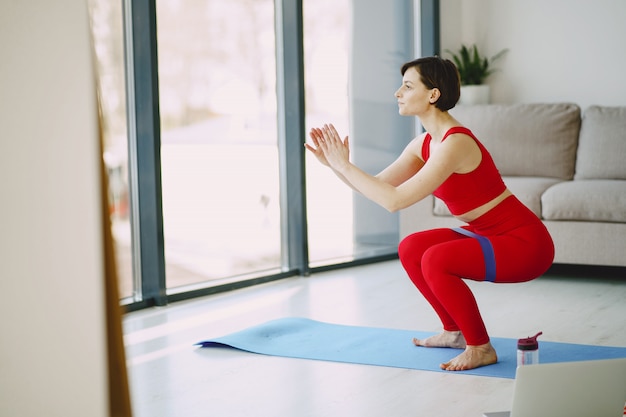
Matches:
[404,132,429,158]
[407,131,429,149]
[440,126,483,152]
[443,126,476,141]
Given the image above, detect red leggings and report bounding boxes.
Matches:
[398,196,554,346]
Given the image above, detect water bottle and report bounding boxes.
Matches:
[517,331,542,366]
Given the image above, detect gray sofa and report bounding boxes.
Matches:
[399,103,626,268]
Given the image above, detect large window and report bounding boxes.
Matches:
[303,0,416,266]
[156,0,282,292]
[303,0,354,265]
[88,0,432,308]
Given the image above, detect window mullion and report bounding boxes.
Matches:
[123,0,167,306]
[275,0,309,275]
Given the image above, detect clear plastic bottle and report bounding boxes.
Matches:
[517,331,542,366]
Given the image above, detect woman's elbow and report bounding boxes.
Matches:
[386,194,423,212]
[384,200,408,213]
[379,190,418,213]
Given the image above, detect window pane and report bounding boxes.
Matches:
[303,0,353,265]
[304,0,402,266]
[88,0,134,299]
[156,0,281,290]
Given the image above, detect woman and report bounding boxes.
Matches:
[305,56,554,371]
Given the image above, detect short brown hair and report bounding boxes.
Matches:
[400,57,460,111]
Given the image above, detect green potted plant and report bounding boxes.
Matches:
[445,44,508,104]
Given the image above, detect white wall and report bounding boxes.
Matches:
[440,0,626,109]
[0,1,108,416]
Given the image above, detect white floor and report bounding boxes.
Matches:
[123,260,626,417]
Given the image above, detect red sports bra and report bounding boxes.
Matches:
[422,126,506,216]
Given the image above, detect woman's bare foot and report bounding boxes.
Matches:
[413,331,467,349]
[440,342,498,371]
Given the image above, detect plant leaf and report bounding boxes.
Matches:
[444,43,508,85]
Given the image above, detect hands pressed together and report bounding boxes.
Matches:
[305,124,350,172]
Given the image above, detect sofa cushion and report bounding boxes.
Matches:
[450,103,581,180]
[501,177,563,217]
[574,106,626,180]
[434,176,562,218]
[542,180,626,222]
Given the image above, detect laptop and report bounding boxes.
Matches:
[483,358,626,417]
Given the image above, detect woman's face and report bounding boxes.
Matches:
[395,66,436,116]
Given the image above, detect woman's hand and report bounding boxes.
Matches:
[306,124,350,171]
[305,127,330,166]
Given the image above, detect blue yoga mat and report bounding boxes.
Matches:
[196,317,626,379]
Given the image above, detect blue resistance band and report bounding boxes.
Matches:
[452,227,497,282]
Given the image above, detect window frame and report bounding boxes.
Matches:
[121,0,439,311]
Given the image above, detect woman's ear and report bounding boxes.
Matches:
[429,88,441,104]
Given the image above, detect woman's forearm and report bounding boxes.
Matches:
[331,167,361,193]
[336,163,408,212]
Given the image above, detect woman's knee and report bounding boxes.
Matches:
[399,229,460,264]
[398,233,422,262]
[421,246,450,278]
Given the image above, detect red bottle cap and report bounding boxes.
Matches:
[517,331,542,350]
